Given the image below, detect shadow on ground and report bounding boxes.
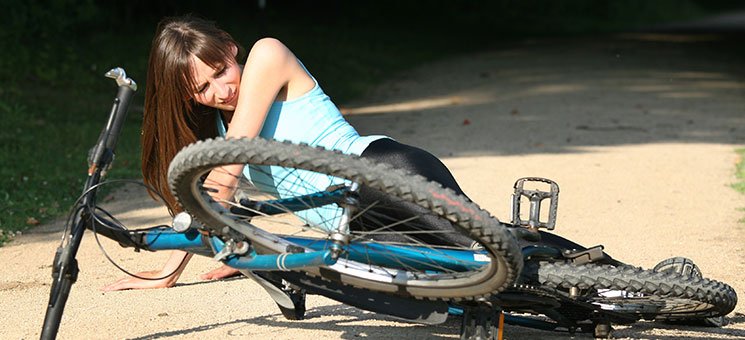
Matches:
[344,32,744,158]
[125,304,460,340]
[123,302,745,340]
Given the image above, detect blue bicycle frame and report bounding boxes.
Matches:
[117,221,488,274]
[84,181,486,274]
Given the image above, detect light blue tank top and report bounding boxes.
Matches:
[218,70,386,154]
[217,67,387,230]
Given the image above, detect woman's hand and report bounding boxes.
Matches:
[100,269,180,291]
[100,250,192,292]
[199,264,242,280]
[101,265,241,291]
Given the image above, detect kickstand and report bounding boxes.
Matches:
[460,304,504,340]
[239,270,306,320]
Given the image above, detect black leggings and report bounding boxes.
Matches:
[354,138,474,247]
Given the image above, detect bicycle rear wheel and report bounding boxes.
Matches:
[521,261,737,320]
[168,138,522,301]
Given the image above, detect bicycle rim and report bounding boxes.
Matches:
[169,138,522,301]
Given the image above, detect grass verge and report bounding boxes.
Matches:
[733,148,745,224]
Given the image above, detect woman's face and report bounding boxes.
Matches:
[190,54,242,112]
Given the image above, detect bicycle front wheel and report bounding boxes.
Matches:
[168,138,522,301]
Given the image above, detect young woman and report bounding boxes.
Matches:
[102,15,471,291]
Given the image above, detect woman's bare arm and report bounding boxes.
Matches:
[204,38,315,203]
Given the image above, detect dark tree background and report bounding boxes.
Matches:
[1,0,740,90]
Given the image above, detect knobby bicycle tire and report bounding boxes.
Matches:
[168,138,522,301]
[521,261,737,319]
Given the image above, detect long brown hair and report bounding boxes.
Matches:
[141,15,243,213]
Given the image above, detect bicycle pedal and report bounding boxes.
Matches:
[511,177,559,230]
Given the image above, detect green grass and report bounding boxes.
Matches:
[733,149,745,224]
[0,19,152,244]
[0,83,144,245]
[0,1,731,245]
[733,149,745,194]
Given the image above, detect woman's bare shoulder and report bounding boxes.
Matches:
[247,37,294,62]
[244,37,311,94]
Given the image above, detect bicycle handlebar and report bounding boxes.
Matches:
[104,68,136,151]
[88,68,137,175]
